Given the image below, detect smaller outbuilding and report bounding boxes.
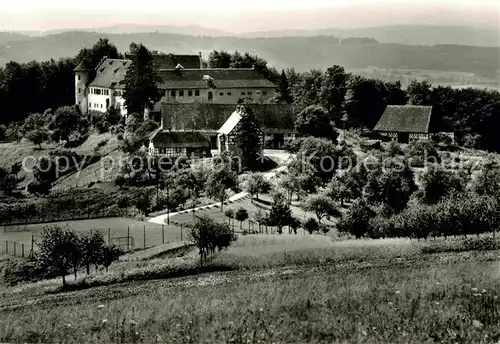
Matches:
[148,129,211,159]
[373,105,434,143]
[217,105,264,154]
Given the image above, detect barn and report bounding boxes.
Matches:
[373,105,434,143]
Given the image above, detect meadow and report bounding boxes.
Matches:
[1,234,500,343]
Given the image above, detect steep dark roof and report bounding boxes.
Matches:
[150,130,210,148]
[158,69,277,89]
[374,105,433,133]
[89,59,132,88]
[160,103,295,131]
[153,54,201,69]
[74,60,92,72]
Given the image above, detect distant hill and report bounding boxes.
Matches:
[0,31,498,79]
[0,32,31,45]
[239,25,500,47]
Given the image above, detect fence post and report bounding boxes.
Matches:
[162,225,165,244]
[31,235,34,256]
[5,240,8,254]
[108,228,111,245]
[181,225,183,242]
[88,202,90,219]
[22,243,24,258]
[13,242,16,257]
[143,225,146,249]
[127,227,130,251]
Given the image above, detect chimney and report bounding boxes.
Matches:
[199,52,203,69]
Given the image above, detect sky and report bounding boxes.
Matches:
[1,0,498,32]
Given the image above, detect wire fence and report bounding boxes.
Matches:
[0,223,189,258]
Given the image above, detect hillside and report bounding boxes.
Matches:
[0,32,498,79]
[240,25,500,47]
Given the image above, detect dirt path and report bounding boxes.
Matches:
[148,166,287,225]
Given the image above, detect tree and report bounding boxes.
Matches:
[302,194,341,224]
[49,106,88,143]
[294,105,336,139]
[471,160,500,197]
[267,192,292,234]
[37,226,80,285]
[136,189,152,215]
[407,80,433,105]
[225,209,235,230]
[75,38,121,71]
[337,199,375,238]
[304,218,319,234]
[253,209,267,233]
[80,231,105,275]
[246,173,271,201]
[420,165,463,204]
[277,70,293,103]
[235,208,249,230]
[319,65,348,119]
[99,245,123,272]
[205,165,238,212]
[123,43,161,115]
[232,108,263,170]
[6,123,23,143]
[188,215,236,266]
[26,128,50,149]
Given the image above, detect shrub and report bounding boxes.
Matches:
[0,257,48,286]
[407,140,440,166]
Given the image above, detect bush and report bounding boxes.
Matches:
[337,199,375,238]
[0,257,48,286]
[304,218,319,234]
[407,140,440,166]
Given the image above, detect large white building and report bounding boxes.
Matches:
[74,53,277,116]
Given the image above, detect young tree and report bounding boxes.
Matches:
[205,165,238,212]
[246,173,271,201]
[99,245,123,272]
[136,189,152,215]
[267,192,292,234]
[302,194,341,224]
[471,160,500,197]
[37,226,80,285]
[294,105,336,139]
[80,231,105,275]
[224,209,235,230]
[26,128,50,149]
[6,123,23,143]
[235,207,249,230]
[123,43,161,116]
[49,106,88,143]
[253,209,267,233]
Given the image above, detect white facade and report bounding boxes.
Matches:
[86,87,127,116]
[162,88,275,104]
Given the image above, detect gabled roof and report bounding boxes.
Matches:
[150,130,210,148]
[153,54,201,69]
[218,108,243,135]
[158,69,277,89]
[89,58,132,88]
[74,60,92,72]
[374,105,433,133]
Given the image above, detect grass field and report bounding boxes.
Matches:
[0,234,499,343]
[0,217,185,255]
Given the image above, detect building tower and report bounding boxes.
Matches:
[73,60,92,114]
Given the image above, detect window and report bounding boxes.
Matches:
[219,92,224,96]
[188,90,193,97]
[78,75,81,81]
[263,91,268,95]
[195,90,200,96]
[256,90,261,94]
[227,92,232,96]
[100,104,103,108]
[179,90,184,97]
[247,92,253,96]
[241,92,246,96]
[171,90,176,97]
[78,88,81,94]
